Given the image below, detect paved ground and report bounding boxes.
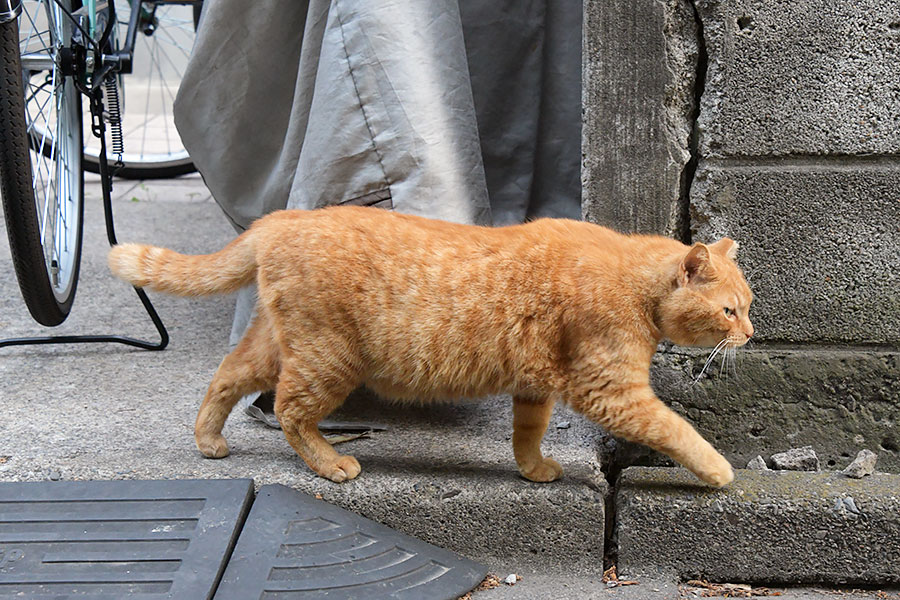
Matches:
[2,174,898,599]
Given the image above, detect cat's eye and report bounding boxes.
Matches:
[724,307,735,317]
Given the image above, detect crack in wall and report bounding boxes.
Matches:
[679,0,709,244]
[602,0,712,570]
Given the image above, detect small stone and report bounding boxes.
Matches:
[746,455,769,470]
[710,500,724,513]
[47,469,61,481]
[843,496,860,515]
[556,421,571,429]
[842,449,877,479]
[441,489,461,500]
[504,574,518,585]
[770,446,819,471]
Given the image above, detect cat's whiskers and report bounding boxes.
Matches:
[741,263,760,287]
[739,337,755,373]
[728,345,737,379]
[718,343,729,381]
[692,338,730,385]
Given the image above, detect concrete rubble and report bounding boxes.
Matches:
[746,455,769,470]
[843,449,879,479]
[770,446,821,472]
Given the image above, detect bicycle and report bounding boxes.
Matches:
[0,0,199,346]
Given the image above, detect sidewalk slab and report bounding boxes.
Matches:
[616,467,900,585]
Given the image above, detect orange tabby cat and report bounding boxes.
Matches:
[108,206,753,487]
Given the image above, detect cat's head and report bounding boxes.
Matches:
[658,238,754,348]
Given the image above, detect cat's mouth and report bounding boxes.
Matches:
[728,333,752,347]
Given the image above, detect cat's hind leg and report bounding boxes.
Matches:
[275,357,362,483]
[512,397,563,482]
[195,315,279,458]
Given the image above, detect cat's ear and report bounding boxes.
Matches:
[708,237,739,260]
[678,243,712,286]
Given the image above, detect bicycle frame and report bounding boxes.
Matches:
[15,1,198,86]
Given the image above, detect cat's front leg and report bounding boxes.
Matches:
[573,383,733,487]
[512,397,563,482]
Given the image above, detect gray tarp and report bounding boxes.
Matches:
[173,0,581,379]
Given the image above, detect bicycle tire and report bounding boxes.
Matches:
[83,153,195,179]
[81,0,201,179]
[0,5,84,326]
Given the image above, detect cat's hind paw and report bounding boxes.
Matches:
[320,455,362,483]
[520,457,563,483]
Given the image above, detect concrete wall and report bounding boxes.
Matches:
[583,0,900,471]
[581,0,698,237]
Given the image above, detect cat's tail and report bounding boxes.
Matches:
[108,230,257,296]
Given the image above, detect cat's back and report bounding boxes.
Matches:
[253,206,527,269]
[255,206,476,248]
[251,206,644,282]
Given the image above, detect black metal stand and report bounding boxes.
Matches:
[0,88,169,351]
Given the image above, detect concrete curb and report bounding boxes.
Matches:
[616,467,900,585]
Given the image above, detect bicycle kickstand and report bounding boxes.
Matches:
[0,87,169,351]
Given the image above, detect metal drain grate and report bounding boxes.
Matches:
[0,479,253,599]
[214,484,487,600]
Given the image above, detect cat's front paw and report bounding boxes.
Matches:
[196,434,230,459]
[319,455,362,483]
[697,453,734,488]
[520,457,563,483]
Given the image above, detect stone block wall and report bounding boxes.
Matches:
[583,0,900,471]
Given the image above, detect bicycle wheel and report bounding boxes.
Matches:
[0,1,84,326]
[82,1,200,179]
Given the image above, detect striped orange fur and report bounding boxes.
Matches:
[108,206,753,486]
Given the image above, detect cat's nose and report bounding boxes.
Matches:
[745,323,754,339]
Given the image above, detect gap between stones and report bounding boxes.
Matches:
[601,453,626,571]
[604,0,711,567]
[678,0,708,245]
